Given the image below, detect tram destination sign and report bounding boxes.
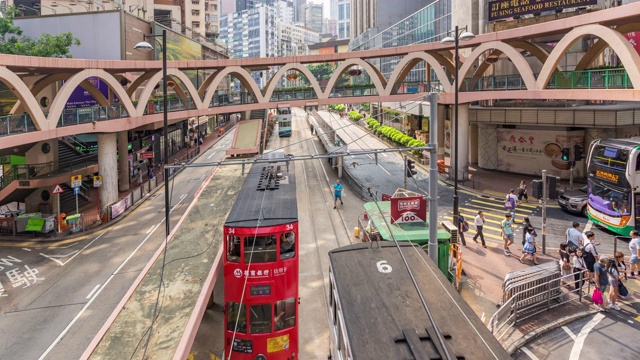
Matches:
[488,0,597,22]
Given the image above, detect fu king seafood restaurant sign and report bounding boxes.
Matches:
[390,196,427,224]
[488,0,597,22]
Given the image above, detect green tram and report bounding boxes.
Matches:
[358,201,461,288]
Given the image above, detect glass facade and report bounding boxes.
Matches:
[349,0,451,82]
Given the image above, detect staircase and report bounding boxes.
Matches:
[58,182,92,214]
[249,109,266,120]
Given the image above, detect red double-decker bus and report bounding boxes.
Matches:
[223,152,298,360]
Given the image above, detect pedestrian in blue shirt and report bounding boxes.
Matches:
[333,180,343,209]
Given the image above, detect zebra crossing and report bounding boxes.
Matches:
[456,196,540,245]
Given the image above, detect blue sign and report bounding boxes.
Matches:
[74,187,81,195]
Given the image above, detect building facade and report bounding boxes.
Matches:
[302,2,322,33]
[350,0,433,40]
[330,0,349,39]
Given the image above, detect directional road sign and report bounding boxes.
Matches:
[52,184,64,194]
[73,187,81,195]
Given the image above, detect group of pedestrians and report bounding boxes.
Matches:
[560,222,640,312]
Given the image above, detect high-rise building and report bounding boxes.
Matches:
[302,2,322,33]
[279,22,320,55]
[294,0,305,22]
[205,0,220,38]
[323,18,337,36]
[350,0,429,39]
[220,4,279,87]
[274,0,295,24]
[330,0,349,39]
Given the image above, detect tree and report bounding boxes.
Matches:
[308,63,336,82]
[0,7,80,57]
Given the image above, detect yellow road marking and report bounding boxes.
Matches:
[0,231,100,248]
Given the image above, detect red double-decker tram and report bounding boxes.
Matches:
[223,152,298,360]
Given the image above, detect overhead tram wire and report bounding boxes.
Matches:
[228,172,272,360]
[365,188,454,360]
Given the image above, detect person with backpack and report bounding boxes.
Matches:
[458,214,468,247]
[583,231,600,284]
[565,222,583,254]
[505,189,518,220]
[517,180,529,203]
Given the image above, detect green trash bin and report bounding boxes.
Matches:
[438,238,451,281]
[66,214,82,233]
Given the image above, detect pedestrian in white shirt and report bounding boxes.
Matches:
[473,211,486,248]
[629,230,640,277]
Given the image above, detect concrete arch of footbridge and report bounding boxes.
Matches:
[385,52,453,95]
[323,58,387,99]
[134,68,204,117]
[263,63,324,101]
[0,66,47,130]
[46,69,137,130]
[202,66,265,107]
[537,24,640,90]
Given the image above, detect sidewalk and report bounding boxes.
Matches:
[0,120,236,243]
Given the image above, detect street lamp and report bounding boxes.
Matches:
[441,25,475,229]
[51,2,74,13]
[70,2,90,11]
[134,29,170,239]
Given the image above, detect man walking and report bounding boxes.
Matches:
[501,213,514,256]
[473,211,486,248]
[565,221,583,253]
[333,179,343,209]
[505,189,519,220]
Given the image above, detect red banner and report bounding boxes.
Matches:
[381,193,392,201]
[141,152,155,159]
[390,196,427,224]
[626,32,640,55]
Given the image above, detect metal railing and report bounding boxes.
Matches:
[0,114,37,137]
[0,154,98,191]
[489,268,590,340]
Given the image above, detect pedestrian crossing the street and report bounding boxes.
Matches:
[456,196,540,245]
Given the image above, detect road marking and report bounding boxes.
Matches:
[583,220,593,233]
[520,347,540,360]
[377,163,390,175]
[562,326,577,340]
[22,248,32,251]
[146,226,155,234]
[56,232,106,267]
[481,312,486,322]
[39,254,64,266]
[86,285,100,299]
[170,193,188,213]
[38,223,161,359]
[569,313,605,360]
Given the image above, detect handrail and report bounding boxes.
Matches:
[0,153,98,190]
[488,270,590,339]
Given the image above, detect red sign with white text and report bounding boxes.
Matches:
[390,196,427,224]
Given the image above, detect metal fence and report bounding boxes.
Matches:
[489,265,590,340]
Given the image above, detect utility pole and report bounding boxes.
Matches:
[542,170,547,255]
[404,155,408,189]
[569,144,574,191]
[428,93,439,264]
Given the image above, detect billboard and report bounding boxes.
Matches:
[390,196,427,224]
[488,0,597,22]
[154,24,202,88]
[63,77,119,109]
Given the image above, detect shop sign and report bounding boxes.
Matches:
[390,196,426,224]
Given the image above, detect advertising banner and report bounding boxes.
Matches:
[625,32,640,55]
[444,120,451,156]
[390,196,427,224]
[64,77,119,109]
[110,193,132,219]
[496,129,584,177]
[488,0,597,22]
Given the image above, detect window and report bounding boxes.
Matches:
[280,232,295,259]
[226,235,240,262]
[244,236,277,263]
[274,298,296,331]
[592,145,628,170]
[249,304,272,334]
[227,302,246,333]
[338,4,344,20]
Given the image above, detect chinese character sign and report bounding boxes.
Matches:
[496,129,585,177]
[390,196,427,224]
[488,0,597,22]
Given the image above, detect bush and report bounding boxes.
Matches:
[348,110,363,121]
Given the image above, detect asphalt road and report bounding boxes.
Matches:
[514,298,640,359]
[0,133,234,360]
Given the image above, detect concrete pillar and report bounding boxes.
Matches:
[453,103,470,180]
[118,131,129,192]
[98,133,118,211]
[437,104,446,160]
[469,122,479,165]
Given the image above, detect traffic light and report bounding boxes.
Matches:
[573,144,585,161]
[406,159,417,178]
[561,147,570,161]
